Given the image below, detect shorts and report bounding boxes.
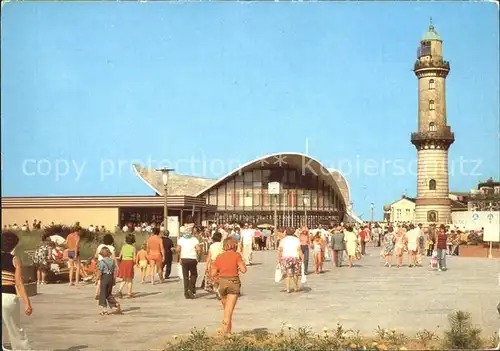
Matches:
[139,260,148,269]
[68,250,80,260]
[218,276,241,297]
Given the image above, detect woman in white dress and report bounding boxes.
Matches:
[343,224,358,268]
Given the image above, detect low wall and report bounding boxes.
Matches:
[2,207,119,231]
[459,245,500,258]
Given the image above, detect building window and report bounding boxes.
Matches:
[429,179,436,190]
[406,209,410,218]
[429,100,435,110]
[429,79,435,90]
[397,209,401,220]
[429,121,436,132]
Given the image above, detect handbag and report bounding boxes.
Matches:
[274,263,284,283]
[177,263,184,281]
[300,263,307,284]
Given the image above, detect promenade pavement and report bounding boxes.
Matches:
[8,246,500,350]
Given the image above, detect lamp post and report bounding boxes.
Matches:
[303,193,309,227]
[488,202,493,259]
[371,202,374,223]
[156,168,174,232]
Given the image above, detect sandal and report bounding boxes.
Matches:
[95,295,99,300]
[99,311,108,316]
[116,291,123,298]
[127,294,134,298]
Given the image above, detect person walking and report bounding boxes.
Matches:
[161,230,174,279]
[344,225,358,268]
[298,226,311,274]
[277,227,304,293]
[96,247,121,315]
[358,226,368,255]
[65,228,81,286]
[372,223,381,247]
[394,227,406,268]
[94,234,118,299]
[204,232,223,294]
[382,226,396,267]
[116,234,136,298]
[177,227,201,299]
[2,231,33,350]
[211,237,247,334]
[240,224,255,265]
[331,226,345,267]
[406,224,419,268]
[147,227,165,285]
[436,224,448,271]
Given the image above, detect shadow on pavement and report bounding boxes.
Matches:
[54,345,88,351]
[119,306,141,313]
[133,292,161,298]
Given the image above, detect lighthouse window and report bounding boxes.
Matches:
[429,79,435,90]
[429,100,435,110]
[429,122,436,132]
[429,179,437,190]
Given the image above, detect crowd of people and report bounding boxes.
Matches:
[0,216,490,349]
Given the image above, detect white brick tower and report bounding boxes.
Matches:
[411,20,455,226]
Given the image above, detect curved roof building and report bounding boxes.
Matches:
[134,152,350,226]
[2,153,354,231]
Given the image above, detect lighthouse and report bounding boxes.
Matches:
[411,20,455,226]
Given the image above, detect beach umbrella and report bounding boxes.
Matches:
[50,235,65,245]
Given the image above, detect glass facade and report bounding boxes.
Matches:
[206,168,346,226]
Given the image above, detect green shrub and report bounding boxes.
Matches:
[165,316,494,351]
[442,311,483,349]
[2,228,154,265]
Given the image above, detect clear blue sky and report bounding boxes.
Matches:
[2,2,499,220]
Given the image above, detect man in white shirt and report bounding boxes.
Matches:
[176,227,201,299]
[122,225,129,232]
[88,225,95,233]
[240,224,255,265]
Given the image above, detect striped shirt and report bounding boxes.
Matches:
[436,232,448,250]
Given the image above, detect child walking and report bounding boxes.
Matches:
[96,247,121,315]
[312,233,323,274]
[136,244,149,284]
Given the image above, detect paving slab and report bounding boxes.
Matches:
[5,247,500,350]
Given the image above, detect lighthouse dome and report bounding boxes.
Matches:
[421,23,441,41]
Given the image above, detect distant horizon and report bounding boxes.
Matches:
[1,2,499,219]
